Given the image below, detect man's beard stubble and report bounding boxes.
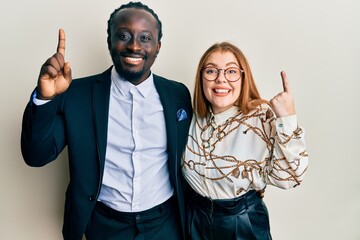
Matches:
[111,52,148,84]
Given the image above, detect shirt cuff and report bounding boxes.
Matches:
[32,91,50,106]
[275,115,298,134]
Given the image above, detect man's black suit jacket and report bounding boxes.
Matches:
[21,67,193,240]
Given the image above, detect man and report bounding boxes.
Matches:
[21,2,192,239]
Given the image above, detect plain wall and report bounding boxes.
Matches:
[1,0,359,239]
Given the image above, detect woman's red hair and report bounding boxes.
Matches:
[193,42,267,118]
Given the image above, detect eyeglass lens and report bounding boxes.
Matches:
[203,67,241,82]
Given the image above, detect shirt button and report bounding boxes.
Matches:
[88,195,96,201]
[136,215,141,220]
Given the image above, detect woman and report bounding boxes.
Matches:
[182,42,308,240]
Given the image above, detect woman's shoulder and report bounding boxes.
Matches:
[247,103,276,121]
[249,103,273,113]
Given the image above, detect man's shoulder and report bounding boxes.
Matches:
[72,67,112,85]
[153,74,191,102]
[153,74,188,89]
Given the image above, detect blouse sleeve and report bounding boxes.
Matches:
[263,109,309,189]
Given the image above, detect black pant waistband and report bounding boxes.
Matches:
[191,190,260,215]
[96,195,176,220]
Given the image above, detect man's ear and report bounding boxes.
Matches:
[156,41,161,55]
[107,36,111,51]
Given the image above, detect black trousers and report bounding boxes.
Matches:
[186,190,272,240]
[85,196,181,240]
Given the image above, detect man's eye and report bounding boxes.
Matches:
[140,35,151,41]
[116,32,131,40]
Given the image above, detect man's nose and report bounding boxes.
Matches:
[127,38,141,51]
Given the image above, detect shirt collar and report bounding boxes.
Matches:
[111,67,154,98]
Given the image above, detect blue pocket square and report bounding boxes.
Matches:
[176,109,188,121]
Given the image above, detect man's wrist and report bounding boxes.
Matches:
[33,90,51,105]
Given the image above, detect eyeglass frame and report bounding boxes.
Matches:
[201,66,244,82]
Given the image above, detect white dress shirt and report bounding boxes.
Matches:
[97,68,173,212]
[182,105,308,200]
[32,68,173,212]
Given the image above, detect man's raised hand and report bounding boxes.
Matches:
[37,29,72,100]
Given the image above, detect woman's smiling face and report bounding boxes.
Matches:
[202,50,242,114]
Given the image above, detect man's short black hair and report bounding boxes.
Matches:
[107,2,163,50]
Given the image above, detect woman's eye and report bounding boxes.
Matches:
[227,69,238,74]
[205,68,216,74]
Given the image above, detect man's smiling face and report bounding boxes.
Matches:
[109,8,161,85]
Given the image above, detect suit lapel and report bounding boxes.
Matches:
[92,68,112,171]
[153,76,178,170]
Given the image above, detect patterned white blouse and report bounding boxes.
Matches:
[182,104,308,199]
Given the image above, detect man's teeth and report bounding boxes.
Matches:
[214,89,230,93]
[125,57,142,62]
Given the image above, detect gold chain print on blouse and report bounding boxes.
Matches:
[182,105,308,197]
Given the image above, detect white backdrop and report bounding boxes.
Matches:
[1,0,359,239]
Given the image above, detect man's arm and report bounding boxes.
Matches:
[21,29,72,166]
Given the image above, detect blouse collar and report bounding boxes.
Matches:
[208,106,239,126]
